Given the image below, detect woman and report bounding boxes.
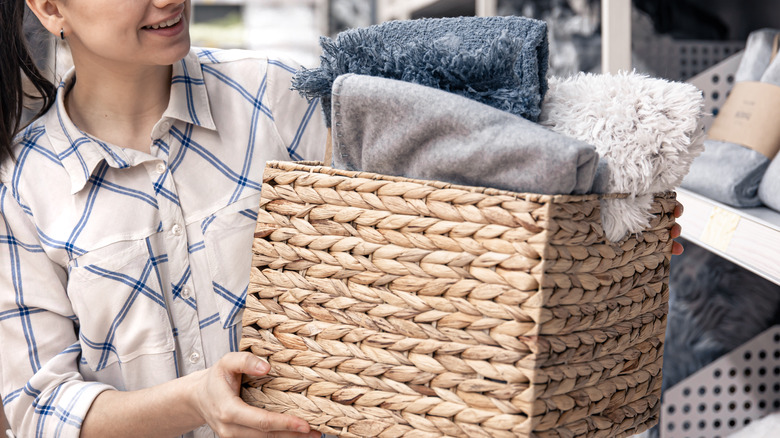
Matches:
[1,1,686,437]
[1,0,326,436]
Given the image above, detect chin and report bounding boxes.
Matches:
[160,38,192,65]
[172,39,192,61]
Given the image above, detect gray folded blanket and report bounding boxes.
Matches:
[293,15,550,126]
[684,140,768,207]
[760,156,780,211]
[681,28,779,207]
[331,74,598,195]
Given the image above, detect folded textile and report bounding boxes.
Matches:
[734,29,779,82]
[540,71,705,242]
[293,15,549,126]
[331,74,599,195]
[759,155,780,211]
[682,28,780,208]
[758,33,780,210]
[685,141,768,206]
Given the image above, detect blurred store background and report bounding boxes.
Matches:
[19,0,780,80]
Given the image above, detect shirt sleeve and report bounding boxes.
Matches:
[0,185,113,438]
[265,56,329,163]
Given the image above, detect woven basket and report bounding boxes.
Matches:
[240,160,676,438]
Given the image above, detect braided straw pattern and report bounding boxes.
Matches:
[241,161,676,437]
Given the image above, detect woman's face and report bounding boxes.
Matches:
[56,0,191,70]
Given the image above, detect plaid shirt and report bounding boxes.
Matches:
[0,48,326,438]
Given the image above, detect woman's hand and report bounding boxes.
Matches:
[671,202,684,256]
[192,352,320,438]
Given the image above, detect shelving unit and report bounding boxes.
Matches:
[676,188,780,286]
[599,2,780,437]
[638,4,780,438]
[672,35,780,289]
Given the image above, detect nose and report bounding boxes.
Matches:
[152,0,186,9]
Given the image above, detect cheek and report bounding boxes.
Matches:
[80,25,140,55]
[72,2,143,38]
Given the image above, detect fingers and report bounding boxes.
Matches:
[672,240,684,256]
[219,352,271,377]
[214,423,320,438]
[258,431,322,438]
[671,223,681,239]
[209,398,312,436]
[231,405,311,434]
[670,223,683,255]
[674,202,684,218]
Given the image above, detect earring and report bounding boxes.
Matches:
[60,29,64,40]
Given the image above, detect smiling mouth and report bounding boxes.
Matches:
[143,13,182,30]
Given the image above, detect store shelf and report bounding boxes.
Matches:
[676,187,780,286]
[661,324,780,437]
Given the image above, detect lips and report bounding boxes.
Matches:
[143,12,183,30]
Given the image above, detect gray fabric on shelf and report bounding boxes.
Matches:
[683,140,768,207]
[331,74,599,195]
[759,156,780,211]
[734,29,779,82]
[292,15,549,126]
[682,28,780,207]
[757,31,780,210]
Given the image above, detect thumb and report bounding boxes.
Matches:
[221,352,271,377]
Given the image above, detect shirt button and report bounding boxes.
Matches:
[161,121,172,131]
[189,351,201,364]
[171,224,183,236]
[156,163,166,174]
[181,286,191,299]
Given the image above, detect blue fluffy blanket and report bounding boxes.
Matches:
[292,15,550,126]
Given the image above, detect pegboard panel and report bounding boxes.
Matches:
[686,52,742,132]
[635,39,744,81]
[661,325,780,438]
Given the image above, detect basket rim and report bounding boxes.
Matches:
[267,161,676,203]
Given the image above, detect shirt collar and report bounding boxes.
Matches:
[45,48,216,194]
[165,48,216,131]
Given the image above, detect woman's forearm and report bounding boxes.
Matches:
[81,370,205,438]
[79,352,317,438]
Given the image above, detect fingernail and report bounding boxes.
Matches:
[256,359,270,373]
[297,425,310,434]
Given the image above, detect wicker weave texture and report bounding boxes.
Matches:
[240,161,676,438]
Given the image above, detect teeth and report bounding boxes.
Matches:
[145,14,181,30]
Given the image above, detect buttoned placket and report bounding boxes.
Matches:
[149,124,206,376]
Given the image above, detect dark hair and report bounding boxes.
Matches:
[0,1,57,163]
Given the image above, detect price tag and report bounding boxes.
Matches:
[700,206,741,252]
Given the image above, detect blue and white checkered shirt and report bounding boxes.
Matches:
[0,48,327,438]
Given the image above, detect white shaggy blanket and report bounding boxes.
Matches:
[540,71,705,242]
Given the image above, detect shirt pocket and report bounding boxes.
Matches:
[68,238,174,372]
[202,195,260,329]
